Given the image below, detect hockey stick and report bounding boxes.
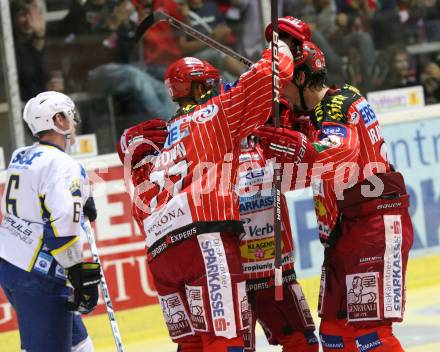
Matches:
[135,10,254,67]
[270,0,284,302]
[81,219,125,352]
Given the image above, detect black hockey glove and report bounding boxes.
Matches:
[66,262,101,314]
[83,196,97,222]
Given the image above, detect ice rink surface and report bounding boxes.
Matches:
[0,254,439,351]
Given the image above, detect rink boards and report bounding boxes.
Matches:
[0,107,439,350]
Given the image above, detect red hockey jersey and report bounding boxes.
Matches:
[237,143,297,291]
[308,85,391,245]
[132,50,294,259]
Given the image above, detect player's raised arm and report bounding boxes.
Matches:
[220,17,314,141]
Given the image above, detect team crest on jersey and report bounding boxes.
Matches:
[69,179,81,197]
[192,104,219,124]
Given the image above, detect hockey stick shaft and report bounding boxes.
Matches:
[270,0,283,301]
[82,220,125,352]
[136,10,254,67]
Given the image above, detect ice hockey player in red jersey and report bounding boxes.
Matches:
[238,132,319,352]
[117,35,297,350]
[254,41,414,351]
[236,17,319,352]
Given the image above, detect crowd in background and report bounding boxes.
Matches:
[9,0,440,151]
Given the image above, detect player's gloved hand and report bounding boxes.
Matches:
[67,262,101,314]
[117,119,168,166]
[253,126,316,165]
[83,197,97,222]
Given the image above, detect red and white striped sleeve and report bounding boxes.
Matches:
[219,49,294,142]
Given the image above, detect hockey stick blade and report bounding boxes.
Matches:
[135,12,155,43]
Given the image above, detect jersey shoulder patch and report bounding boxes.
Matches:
[314,85,363,124]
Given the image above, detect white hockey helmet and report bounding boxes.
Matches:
[23,91,78,136]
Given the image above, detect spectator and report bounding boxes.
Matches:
[370,0,405,49]
[55,0,176,124]
[407,0,440,42]
[133,0,184,80]
[59,0,137,63]
[283,0,346,84]
[421,61,440,104]
[382,45,419,90]
[10,0,57,101]
[324,0,376,90]
[179,0,244,80]
[237,0,265,61]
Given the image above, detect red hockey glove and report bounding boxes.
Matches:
[253,126,316,166]
[117,119,168,167]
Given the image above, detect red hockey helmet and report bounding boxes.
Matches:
[265,16,312,43]
[164,57,220,101]
[294,41,326,74]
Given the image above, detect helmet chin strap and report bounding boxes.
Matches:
[293,72,309,112]
[53,119,73,153]
[299,84,308,112]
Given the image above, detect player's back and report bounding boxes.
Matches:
[1,143,79,223]
[0,142,85,275]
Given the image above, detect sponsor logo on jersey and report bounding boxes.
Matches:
[144,194,193,247]
[238,167,272,188]
[236,281,250,330]
[198,233,236,338]
[356,99,377,128]
[318,267,326,315]
[304,330,319,345]
[359,256,382,264]
[383,215,403,319]
[319,134,342,148]
[350,111,360,124]
[55,264,67,280]
[319,334,344,349]
[355,332,382,352]
[248,222,274,238]
[243,252,293,274]
[3,215,36,245]
[318,222,331,241]
[239,152,260,162]
[291,282,315,328]
[192,104,219,124]
[185,285,208,332]
[314,199,327,217]
[367,124,383,145]
[240,237,276,261]
[159,292,194,339]
[34,252,53,275]
[153,142,187,168]
[377,202,402,210]
[322,125,347,137]
[346,272,380,322]
[311,178,324,197]
[165,117,191,148]
[11,151,43,166]
[239,194,273,213]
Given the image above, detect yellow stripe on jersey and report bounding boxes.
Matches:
[39,194,60,237]
[51,236,80,256]
[27,237,43,272]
